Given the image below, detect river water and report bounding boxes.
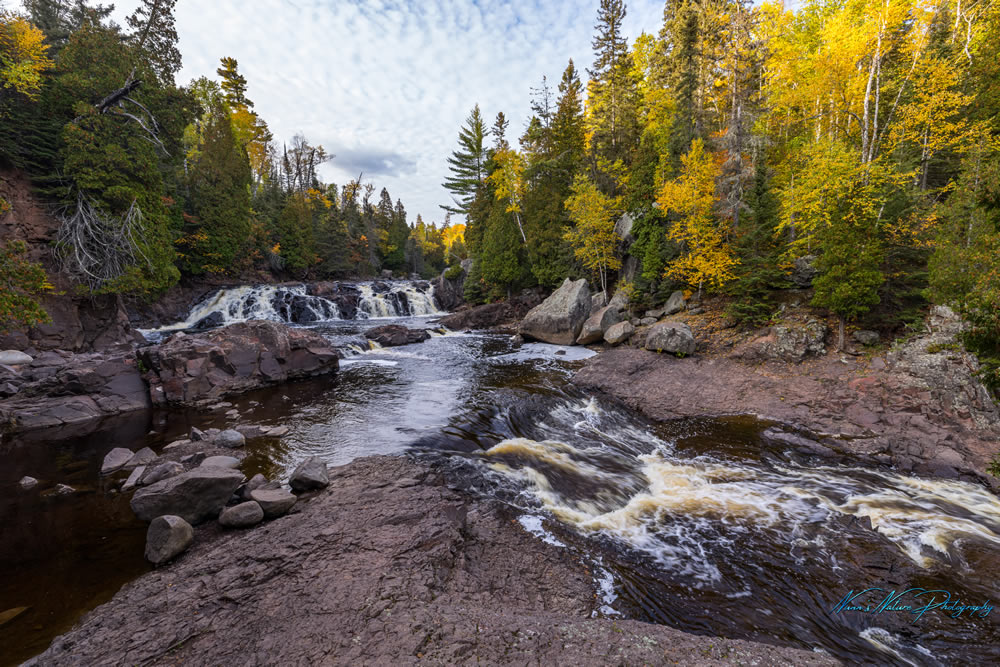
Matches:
[2,284,998,665]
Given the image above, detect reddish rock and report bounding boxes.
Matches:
[364,324,430,347]
[140,321,339,407]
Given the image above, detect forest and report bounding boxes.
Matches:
[0,0,463,321]
[441,0,1000,391]
[0,0,998,393]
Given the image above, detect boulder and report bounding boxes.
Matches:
[190,427,207,441]
[140,320,339,408]
[645,321,697,356]
[124,447,157,470]
[250,488,297,519]
[519,279,592,345]
[100,448,134,475]
[200,456,241,470]
[663,291,686,316]
[733,320,828,363]
[18,476,39,491]
[591,292,608,311]
[644,308,665,319]
[144,515,194,565]
[576,306,623,345]
[433,259,472,311]
[853,330,880,346]
[639,317,657,326]
[436,292,544,331]
[607,288,629,314]
[214,429,246,448]
[239,473,269,501]
[131,467,245,524]
[219,501,264,529]
[140,461,184,486]
[365,324,431,347]
[791,255,818,287]
[603,321,635,346]
[289,456,330,492]
[0,350,32,365]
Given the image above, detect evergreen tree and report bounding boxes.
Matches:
[126,0,181,84]
[274,194,315,272]
[441,104,489,216]
[217,56,253,108]
[24,0,114,54]
[185,97,252,273]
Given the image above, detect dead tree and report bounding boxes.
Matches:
[72,68,167,154]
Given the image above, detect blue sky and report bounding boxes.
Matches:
[16,0,670,223]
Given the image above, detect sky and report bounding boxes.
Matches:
[13,0,670,223]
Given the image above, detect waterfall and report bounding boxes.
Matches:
[142,281,442,337]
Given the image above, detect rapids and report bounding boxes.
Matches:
[2,303,998,665]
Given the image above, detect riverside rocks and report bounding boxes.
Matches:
[576,305,622,345]
[100,448,134,475]
[519,278,591,345]
[645,321,696,356]
[250,488,296,519]
[436,292,543,331]
[603,321,635,346]
[364,324,431,347]
[144,515,194,565]
[218,501,264,528]
[0,350,32,365]
[32,456,834,666]
[289,456,329,492]
[663,290,686,315]
[733,319,828,362]
[140,320,339,407]
[214,429,245,448]
[131,467,245,524]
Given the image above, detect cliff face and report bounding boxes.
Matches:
[0,169,140,352]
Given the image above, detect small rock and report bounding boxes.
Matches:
[124,447,157,470]
[250,488,297,519]
[510,334,524,345]
[0,350,32,365]
[189,427,207,441]
[214,429,246,449]
[0,382,18,397]
[603,321,635,346]
[871,357,887,371]
[180,452,206,466]
[141,461,185,486]
[853,330,880,346]
[639,317,656,326]
[265,426,290,437]
[687,307,705,315]
[225,409,239,418]
[100,448,134,475]
[122,466,146,491]
[239,473,268,501]
[663,291,686,316]
[164,439,192,451]
[144,515,194,565]
[290,456,330,492]
[218,501,264,529]
[235,424,267,439]
[43,484,75,498]
[200,456,241,470]
[644,308,665,319]
[18,476,39,491]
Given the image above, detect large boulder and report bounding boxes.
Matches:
[732,320,828,363]
[519,279,592,345]
[131,467,245,524]
[790,255,818,288]
[433,259,472,312]
[140,321,339,408]
[645,321,696,356]
[365,324,431,347]
[144,515,194,565]
[604,321,635,346]
[289,456,330,492]
[576,305,623,345]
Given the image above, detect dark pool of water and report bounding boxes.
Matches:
[3,316,999,666]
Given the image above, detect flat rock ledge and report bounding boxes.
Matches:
[30,456,832,666]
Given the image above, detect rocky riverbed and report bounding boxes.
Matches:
[28,455,833,666]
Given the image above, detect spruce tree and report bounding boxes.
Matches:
[126,0,181,84]
[441,104,489,216]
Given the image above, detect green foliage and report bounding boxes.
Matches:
[444,263,464,281]
[0,239,51,332]
[441,104,489,216]
[274,195,315,272]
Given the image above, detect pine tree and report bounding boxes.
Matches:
[126,0,181,84]
[441,104,489,216]
[186,98,252,273]
[24,0,114,53]
[217,56,253,108]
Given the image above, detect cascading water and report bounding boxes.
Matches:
[142,281,441,337]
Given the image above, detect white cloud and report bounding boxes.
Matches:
[96,1,667,222]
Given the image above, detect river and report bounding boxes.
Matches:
[1,282,998,665]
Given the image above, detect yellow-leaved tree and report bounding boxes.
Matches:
[487,146,527,243]
[563,174,621,298]
[658,139,737,297]
[0,11,52,103]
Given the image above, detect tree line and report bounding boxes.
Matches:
[442,0,999,391]
[0,0,464,332]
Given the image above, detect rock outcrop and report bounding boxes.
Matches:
[645,321,696,356]
[432,259,472,311]
[732,319,828,362]
[435,292,544,331]
[364,324,431,347]
[519,278,592,345]
[140,320,339,407]
[31,456,833,667]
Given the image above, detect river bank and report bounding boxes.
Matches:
[27,455,834,666]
